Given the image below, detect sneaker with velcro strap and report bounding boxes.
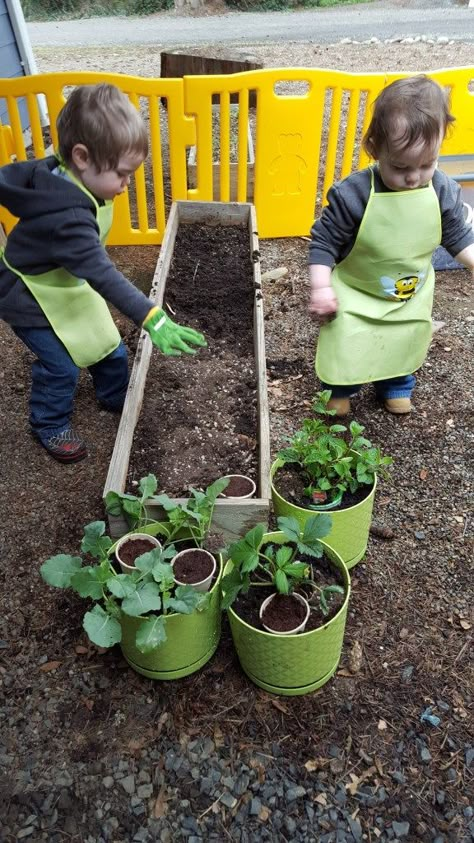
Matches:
[35,428,88,463]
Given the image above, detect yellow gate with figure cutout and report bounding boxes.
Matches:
[0,66,473,242]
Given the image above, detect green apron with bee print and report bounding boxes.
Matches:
[2,167,121,368]
[316,168,441,385]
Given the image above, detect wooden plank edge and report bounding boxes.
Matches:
[103,204,180,499]
[250,204,271,499]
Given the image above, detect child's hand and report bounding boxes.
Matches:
[143,307,207,356]
[309,286,338,318]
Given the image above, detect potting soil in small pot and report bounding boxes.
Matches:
[172,548,216,591]
[116,536,158,568]
[220,474,256,498]
[259,593,308,633]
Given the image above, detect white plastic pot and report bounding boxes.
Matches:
[219,474,256,499]
[172,548,217,593]
[114,533,161,574]
[259,592,310,636]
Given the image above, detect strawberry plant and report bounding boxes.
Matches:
[221,513,344,615]
[276,390,393,504]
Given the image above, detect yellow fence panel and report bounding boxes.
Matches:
[184,66,474,238]
[0,66,472,242]
[0,72,195,244]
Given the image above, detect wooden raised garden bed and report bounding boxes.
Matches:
[103,200,270,543]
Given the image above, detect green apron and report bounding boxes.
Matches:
[2,167,121,368]
[316,168,441,385]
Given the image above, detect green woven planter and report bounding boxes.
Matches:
[120,556,222,680]
[225,534,350,696]
[271,458,376,569]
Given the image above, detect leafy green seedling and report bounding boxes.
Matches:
[221,514,344,617]
[277,390,393,504]
[40,520,209,653]
[105,473,160,532]
[105,475,230,550]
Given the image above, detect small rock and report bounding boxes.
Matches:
[284,816,297,834]
[137,784,153,799]
[261,267,288,283]
[465,748,474,768]
[120,774,135,795]
[419,746,432,763]
[220,792,237,809]
[54,771,73,788]
[348,816,363,840]
[249,798,262,816]
[392,820,410,837]
[102,776,114,790]
[286,785,307,801]
[402,665,414,682]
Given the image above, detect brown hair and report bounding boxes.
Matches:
[57,83,148,170]
[363,75,455,158]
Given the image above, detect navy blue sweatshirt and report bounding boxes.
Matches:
[0,155,154,328]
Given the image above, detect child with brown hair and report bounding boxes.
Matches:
[309,74,474,416]
[0,83,205,462]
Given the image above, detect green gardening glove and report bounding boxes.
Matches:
[143,307,207,356]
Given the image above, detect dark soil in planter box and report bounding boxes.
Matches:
[274,464,373,510]
[232,550,345,631]
[129,224,258,495]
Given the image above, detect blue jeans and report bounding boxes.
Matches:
[12,325,129,441]
[321,374,416,400]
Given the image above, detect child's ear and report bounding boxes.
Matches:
[364,137,377,160]
[71,143,91,172]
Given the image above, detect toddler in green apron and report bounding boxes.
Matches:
[0,84,206,463]
[309,75,474,417]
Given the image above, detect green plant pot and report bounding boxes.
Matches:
[120,556,223,680]
[271,459,377,569]
[225,534,350,696]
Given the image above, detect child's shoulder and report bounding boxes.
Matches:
[328,167,372,205]
[432,167,463,205]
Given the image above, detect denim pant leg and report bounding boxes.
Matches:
[88,341,129,411]
[374,374,416,399]
[12,325,79,439]
[320,381,364,398]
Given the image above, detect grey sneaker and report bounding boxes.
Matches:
[36,429,88,463]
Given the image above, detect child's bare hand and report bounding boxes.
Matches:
[309,286,338,319]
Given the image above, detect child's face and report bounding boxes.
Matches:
[71,146,145,200]
[376,131,442,192]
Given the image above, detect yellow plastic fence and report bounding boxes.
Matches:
[0,66,473,242]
